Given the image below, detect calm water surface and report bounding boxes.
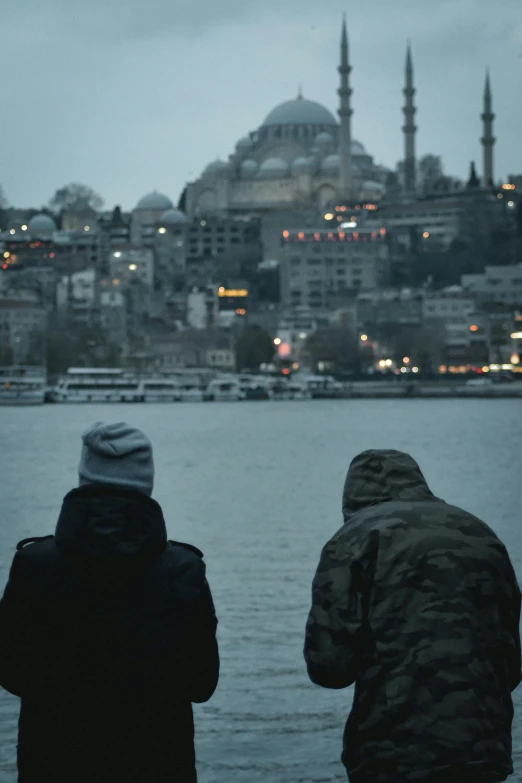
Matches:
[0,400,521,782]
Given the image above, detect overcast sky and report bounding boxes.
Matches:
[1,0,521,211]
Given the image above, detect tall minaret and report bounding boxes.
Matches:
[402,42,417,193]
[481,69,495,187]
[338,15,353,200]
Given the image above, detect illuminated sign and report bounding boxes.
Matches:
[218,289,248,297]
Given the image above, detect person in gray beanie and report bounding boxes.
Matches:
[78,421,155,496]
[0,421,219,783]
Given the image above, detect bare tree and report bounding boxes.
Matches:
[48,183,104,213]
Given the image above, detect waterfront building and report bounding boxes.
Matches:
[462,263,522,306]
[279,226,389,313]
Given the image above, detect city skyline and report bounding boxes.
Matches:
[1,0,521,210]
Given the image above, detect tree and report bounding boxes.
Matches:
[235,325,274,371]
[304,327,360,373]
[43,326,121,377]
[48,183,104,213]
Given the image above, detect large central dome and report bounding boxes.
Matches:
[262,97,337,127]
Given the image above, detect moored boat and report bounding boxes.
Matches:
[0,365,46,405]
[50,368,141,403]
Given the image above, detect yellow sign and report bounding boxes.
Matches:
[218,289,248,297]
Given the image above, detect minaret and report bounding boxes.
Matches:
[338,16,353,200]
[402,42,417,193]
[481,69,495,187]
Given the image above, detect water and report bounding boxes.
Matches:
[0,399,521,783]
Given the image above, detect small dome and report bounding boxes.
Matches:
[28,213,57,237]
[262,97,337,127]
[352,140,367,156]
[135,191,173,211]
[321,154,341,172]
[258,157,289,178]
[362,180,384,191]
[315,131,333,145]
[291,157,312,174]
[240,159,258,175]
[204,160,229,175]
[236,136,254,151]
[160,208,188,224]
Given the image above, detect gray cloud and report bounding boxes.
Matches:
[1,0,521,210]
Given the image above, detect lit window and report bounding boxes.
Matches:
[84,225,90,231]
[158,227,167,234]
[129,264,137,271]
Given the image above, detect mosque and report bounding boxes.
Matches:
[127,17,497,258]
[184,19,392,218]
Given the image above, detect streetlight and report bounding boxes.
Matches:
[360,334,368,342]
[274,337,281,346]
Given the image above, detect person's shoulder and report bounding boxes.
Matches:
[16,535,55,552]
[167,540,204,559]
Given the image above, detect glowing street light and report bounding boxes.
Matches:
[274,337,282,345]
[158,227,167,234]
[21,225,27,231]
[360,334,368,342]
[402,356,410,364]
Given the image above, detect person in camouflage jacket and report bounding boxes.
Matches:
[304,449,521,783]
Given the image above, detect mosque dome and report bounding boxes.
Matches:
[258,157,290,178]
[352,140,367,156]
[160,208,188,224]
[240,159,258,176]
[204,159,229,175]
[321,154,341,172]
[291,157,312,174]
[315,131,334,146]
[236,136,254,151]
[135,192,173,211]
[28,213,57,237]
[262,97,337,127]
[362,180,385,191]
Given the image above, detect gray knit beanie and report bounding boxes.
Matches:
[78,421,154,496]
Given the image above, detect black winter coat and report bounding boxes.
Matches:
[0,485,219,783]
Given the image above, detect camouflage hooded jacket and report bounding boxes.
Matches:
[304,450,521,783]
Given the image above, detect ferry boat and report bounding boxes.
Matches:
[177,374,205,402]
[304,375,344,399]
[140,378,181,402]
[50,368,141,403]
[0,365,46,405]
[205,376,245,401]
[238,374,271,400]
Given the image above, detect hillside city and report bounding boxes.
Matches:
[1,23,521,383]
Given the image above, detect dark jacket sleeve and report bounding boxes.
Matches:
[177,573,219,703]
[0,551,33,697]
[502,551,521,692]
[304,534,366,689]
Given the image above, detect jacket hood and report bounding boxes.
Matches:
[342,449,435,520]
[55,484,167,557]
